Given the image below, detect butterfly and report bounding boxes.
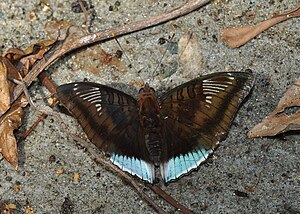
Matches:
[56,71,254,183]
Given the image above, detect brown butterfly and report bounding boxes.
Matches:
[56,71,254,183]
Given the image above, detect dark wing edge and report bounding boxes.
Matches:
[159,71,254,182]
[56,82,154,183]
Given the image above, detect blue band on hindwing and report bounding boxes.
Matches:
[162,146,213,182]
[111,153,154,183]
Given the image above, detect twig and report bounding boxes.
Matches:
[150,184,194,214]
[38,71,58,96]
[12,79,35,109]
[16,72,58,143]
[8,0,210,115]
[78,0,89,31]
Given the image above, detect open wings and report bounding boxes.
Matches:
[56,71,254,183]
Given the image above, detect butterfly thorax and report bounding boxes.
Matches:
[138,83,162,166]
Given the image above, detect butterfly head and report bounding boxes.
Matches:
[138,83,156,95]
[138,83,157,105]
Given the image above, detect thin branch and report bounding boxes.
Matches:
[150,184,194,214]
[78,0,89,31]
[38,71,58,96]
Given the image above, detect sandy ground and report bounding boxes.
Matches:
[0,0,299,213]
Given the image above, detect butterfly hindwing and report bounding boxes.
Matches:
[159,72,254,182]
[56,82,154,182]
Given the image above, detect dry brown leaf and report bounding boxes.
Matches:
[0,56,25,168]
[0,59,27,168]
[3,39,56,76]
[2,58,22,90]
[248,76,300,138]
[221,5,300,48]
[0,102,25,168]
[178,31,204,78]
[73,46,127,76]
[0,37,57,168]
[3,39,56,61]
[0,61,10,115]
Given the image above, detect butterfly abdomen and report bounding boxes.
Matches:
[138,84,163,166]
[144,131,162,166]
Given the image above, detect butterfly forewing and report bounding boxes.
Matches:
[159,72,254,182]
[57,82,155,182]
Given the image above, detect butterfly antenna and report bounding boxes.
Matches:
[150,30,177,83]
[112,33,144,84]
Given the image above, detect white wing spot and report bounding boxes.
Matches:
[90,99,102,104]
[205,99,212,104]
[95,103,102,112]
[203,83,228,91]
[205,95,212,104]
[203,88,220,94]
[78,89,102,102]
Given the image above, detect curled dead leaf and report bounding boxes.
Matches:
[0,37,59,167]
[0,59,28,168]
[0,102,25,168]
[0,61,10,114]
[1,58,22,93]
[248,76,300,138]
[3,39,56,61]
[221,5,300,48]
[3,39,56,76]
